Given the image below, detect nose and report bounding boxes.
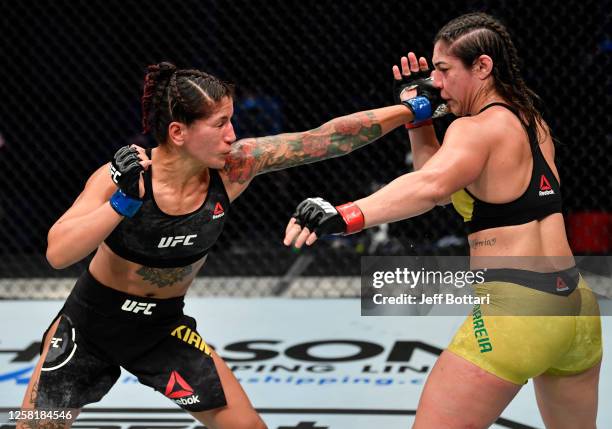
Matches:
[431,70,443,89]
[226,121,236,143]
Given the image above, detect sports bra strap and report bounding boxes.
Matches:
[143,147,153,200]
[478,102,519,116]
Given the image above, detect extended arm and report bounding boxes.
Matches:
[222,105,412,185]
[284,118,491,247]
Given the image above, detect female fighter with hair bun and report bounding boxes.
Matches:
[18,62,416,429]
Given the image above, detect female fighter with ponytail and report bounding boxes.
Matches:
[285,13,602,429]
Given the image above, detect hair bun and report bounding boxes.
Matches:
[146,62,177,78]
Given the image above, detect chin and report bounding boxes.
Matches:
[213,157,227,169]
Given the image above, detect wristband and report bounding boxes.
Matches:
[336,202,365,235]
[406,118,433,129]
[110,189,143,218]
[402,96,432,123]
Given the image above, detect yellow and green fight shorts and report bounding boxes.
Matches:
[448,267,603,385]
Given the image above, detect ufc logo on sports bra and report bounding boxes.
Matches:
[157,234,198,248]
[121,299,157,315]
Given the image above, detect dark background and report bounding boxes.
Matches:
[0,0,610,278]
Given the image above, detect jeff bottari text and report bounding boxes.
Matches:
[372,293,490,305]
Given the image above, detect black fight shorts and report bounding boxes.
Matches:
[36,270,226,412]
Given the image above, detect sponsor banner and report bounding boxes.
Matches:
[1,299,610,428]
[362,256,612,316]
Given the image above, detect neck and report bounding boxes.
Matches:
[153,145,209,188]
[467,85,505,116]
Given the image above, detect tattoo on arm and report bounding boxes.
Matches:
[136,265,193,288]
[469,237,497,249]
[18,382,76,429]
[223,111,383,183]
[29,381,39,405]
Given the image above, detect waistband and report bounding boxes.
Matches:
[480,266,580,297]
[69,269,185,321]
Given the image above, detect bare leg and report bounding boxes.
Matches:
[533,361,600,429]
[413,350,522,429]
[189,350,267,429]
[17,317,79,429]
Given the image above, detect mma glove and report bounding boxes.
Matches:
[292,197,365,236]
[393,70,448,126]
[109,145,144,218]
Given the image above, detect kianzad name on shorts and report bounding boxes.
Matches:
[370,268,486,289]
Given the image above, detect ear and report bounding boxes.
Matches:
[473,54,494,80]
[168,122,186,146]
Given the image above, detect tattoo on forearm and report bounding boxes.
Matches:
[469,237,497,249]
[136,265,193,288]
[223,111,383,183]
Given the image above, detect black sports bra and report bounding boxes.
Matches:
[451,103,562,234]
[104,148,230,268]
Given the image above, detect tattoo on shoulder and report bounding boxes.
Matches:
[223,110,382,183]
[136,265,193,288]
[469,237,497,249]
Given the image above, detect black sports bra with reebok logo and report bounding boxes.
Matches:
[450,103,562,234]
[104,148,230,268]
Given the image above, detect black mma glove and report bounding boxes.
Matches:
[393,70,448,119]
[108,146,144,218]
[292,197,365,236]
[109,146,144,199]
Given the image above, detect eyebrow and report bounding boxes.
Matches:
[433,61,449,68]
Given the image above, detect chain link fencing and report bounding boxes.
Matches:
[0,0,610,297]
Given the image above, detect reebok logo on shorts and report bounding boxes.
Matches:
[165,371,200,405]
[538,175,555,196]
[556,276,569,292]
